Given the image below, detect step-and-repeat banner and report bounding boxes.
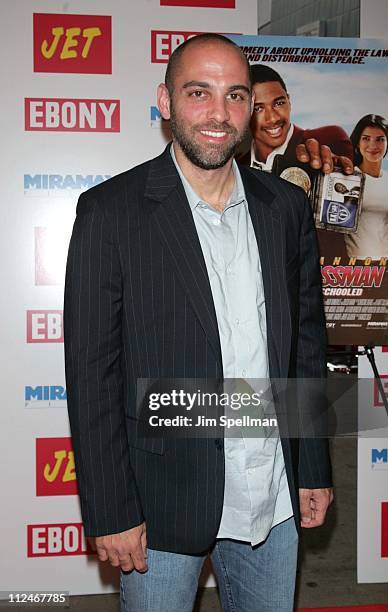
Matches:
[0,0,257,596]
[2,0,387,597]
[358,347,388,583]
[358,0,388,585]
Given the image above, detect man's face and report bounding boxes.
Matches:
[158,42,253,170]
[250,80,291,160]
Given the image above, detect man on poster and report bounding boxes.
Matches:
[240,64,354,176]
[64,34,333,612]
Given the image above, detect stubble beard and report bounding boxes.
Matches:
[169,103,249,170]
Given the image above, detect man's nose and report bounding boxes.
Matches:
[264,106,280,124]
[207,95,230,124]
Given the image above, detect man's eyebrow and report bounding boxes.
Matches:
[228,84,251,94]
[182,81,250,94]
[254,95,287,105]
[182,81,210,89]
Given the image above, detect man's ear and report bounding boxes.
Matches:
[157,83,171,120]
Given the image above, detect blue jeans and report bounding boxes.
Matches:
[120,517,298,612]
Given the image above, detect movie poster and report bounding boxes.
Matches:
[231,35,388,346]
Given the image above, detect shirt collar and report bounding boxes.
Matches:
[170,142,246,211]
[250,123,294,172]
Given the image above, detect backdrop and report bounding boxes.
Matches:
[0,0,257,596]
[1,0,387,598]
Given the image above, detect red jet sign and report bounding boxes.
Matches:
[36,437,78,496]
[33,13,112,74]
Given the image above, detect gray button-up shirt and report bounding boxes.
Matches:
[171,145,293,545]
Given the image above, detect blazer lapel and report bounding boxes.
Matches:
[145,146,223,371]
[239,165,291,378]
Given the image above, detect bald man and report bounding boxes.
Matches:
[65,34,332,612]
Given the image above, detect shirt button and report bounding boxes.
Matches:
[235,318,239,325]
[212,219,220,226]
[242,369,247,376]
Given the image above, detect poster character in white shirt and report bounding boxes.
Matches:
[345,114,388,259]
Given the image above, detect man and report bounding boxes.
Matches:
[64,34,333,612]
[240,64,353,175]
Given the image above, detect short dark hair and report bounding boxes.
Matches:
[165,33,251,94]
[350,114,388,165]
[250,64,288,94]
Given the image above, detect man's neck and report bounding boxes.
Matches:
[253,141,276,163]
[173,141,235,213]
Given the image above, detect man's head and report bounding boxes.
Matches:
[250,64,292,161]
[158,34,253,170]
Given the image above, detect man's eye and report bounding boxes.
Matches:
[254,106,264,113]
[228,93,243,101]
[190,90,205,98]
[274,99,285,107]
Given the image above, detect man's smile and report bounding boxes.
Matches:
[200,129,228,139]
[262,123,285,138]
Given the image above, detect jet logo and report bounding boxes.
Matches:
[36,437,78,496]
[33,13,112,74]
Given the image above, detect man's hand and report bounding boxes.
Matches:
[93,522,148,572]
[299,488,334,528]
[296,139,354,175]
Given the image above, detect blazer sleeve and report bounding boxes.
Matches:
[64,191,144,536]
[296,193,333,489]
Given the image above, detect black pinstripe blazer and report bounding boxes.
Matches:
[64,144,332,554]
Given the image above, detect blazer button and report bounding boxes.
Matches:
[214,439,223,450]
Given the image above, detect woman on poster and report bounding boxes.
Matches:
[345,114,388,260]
